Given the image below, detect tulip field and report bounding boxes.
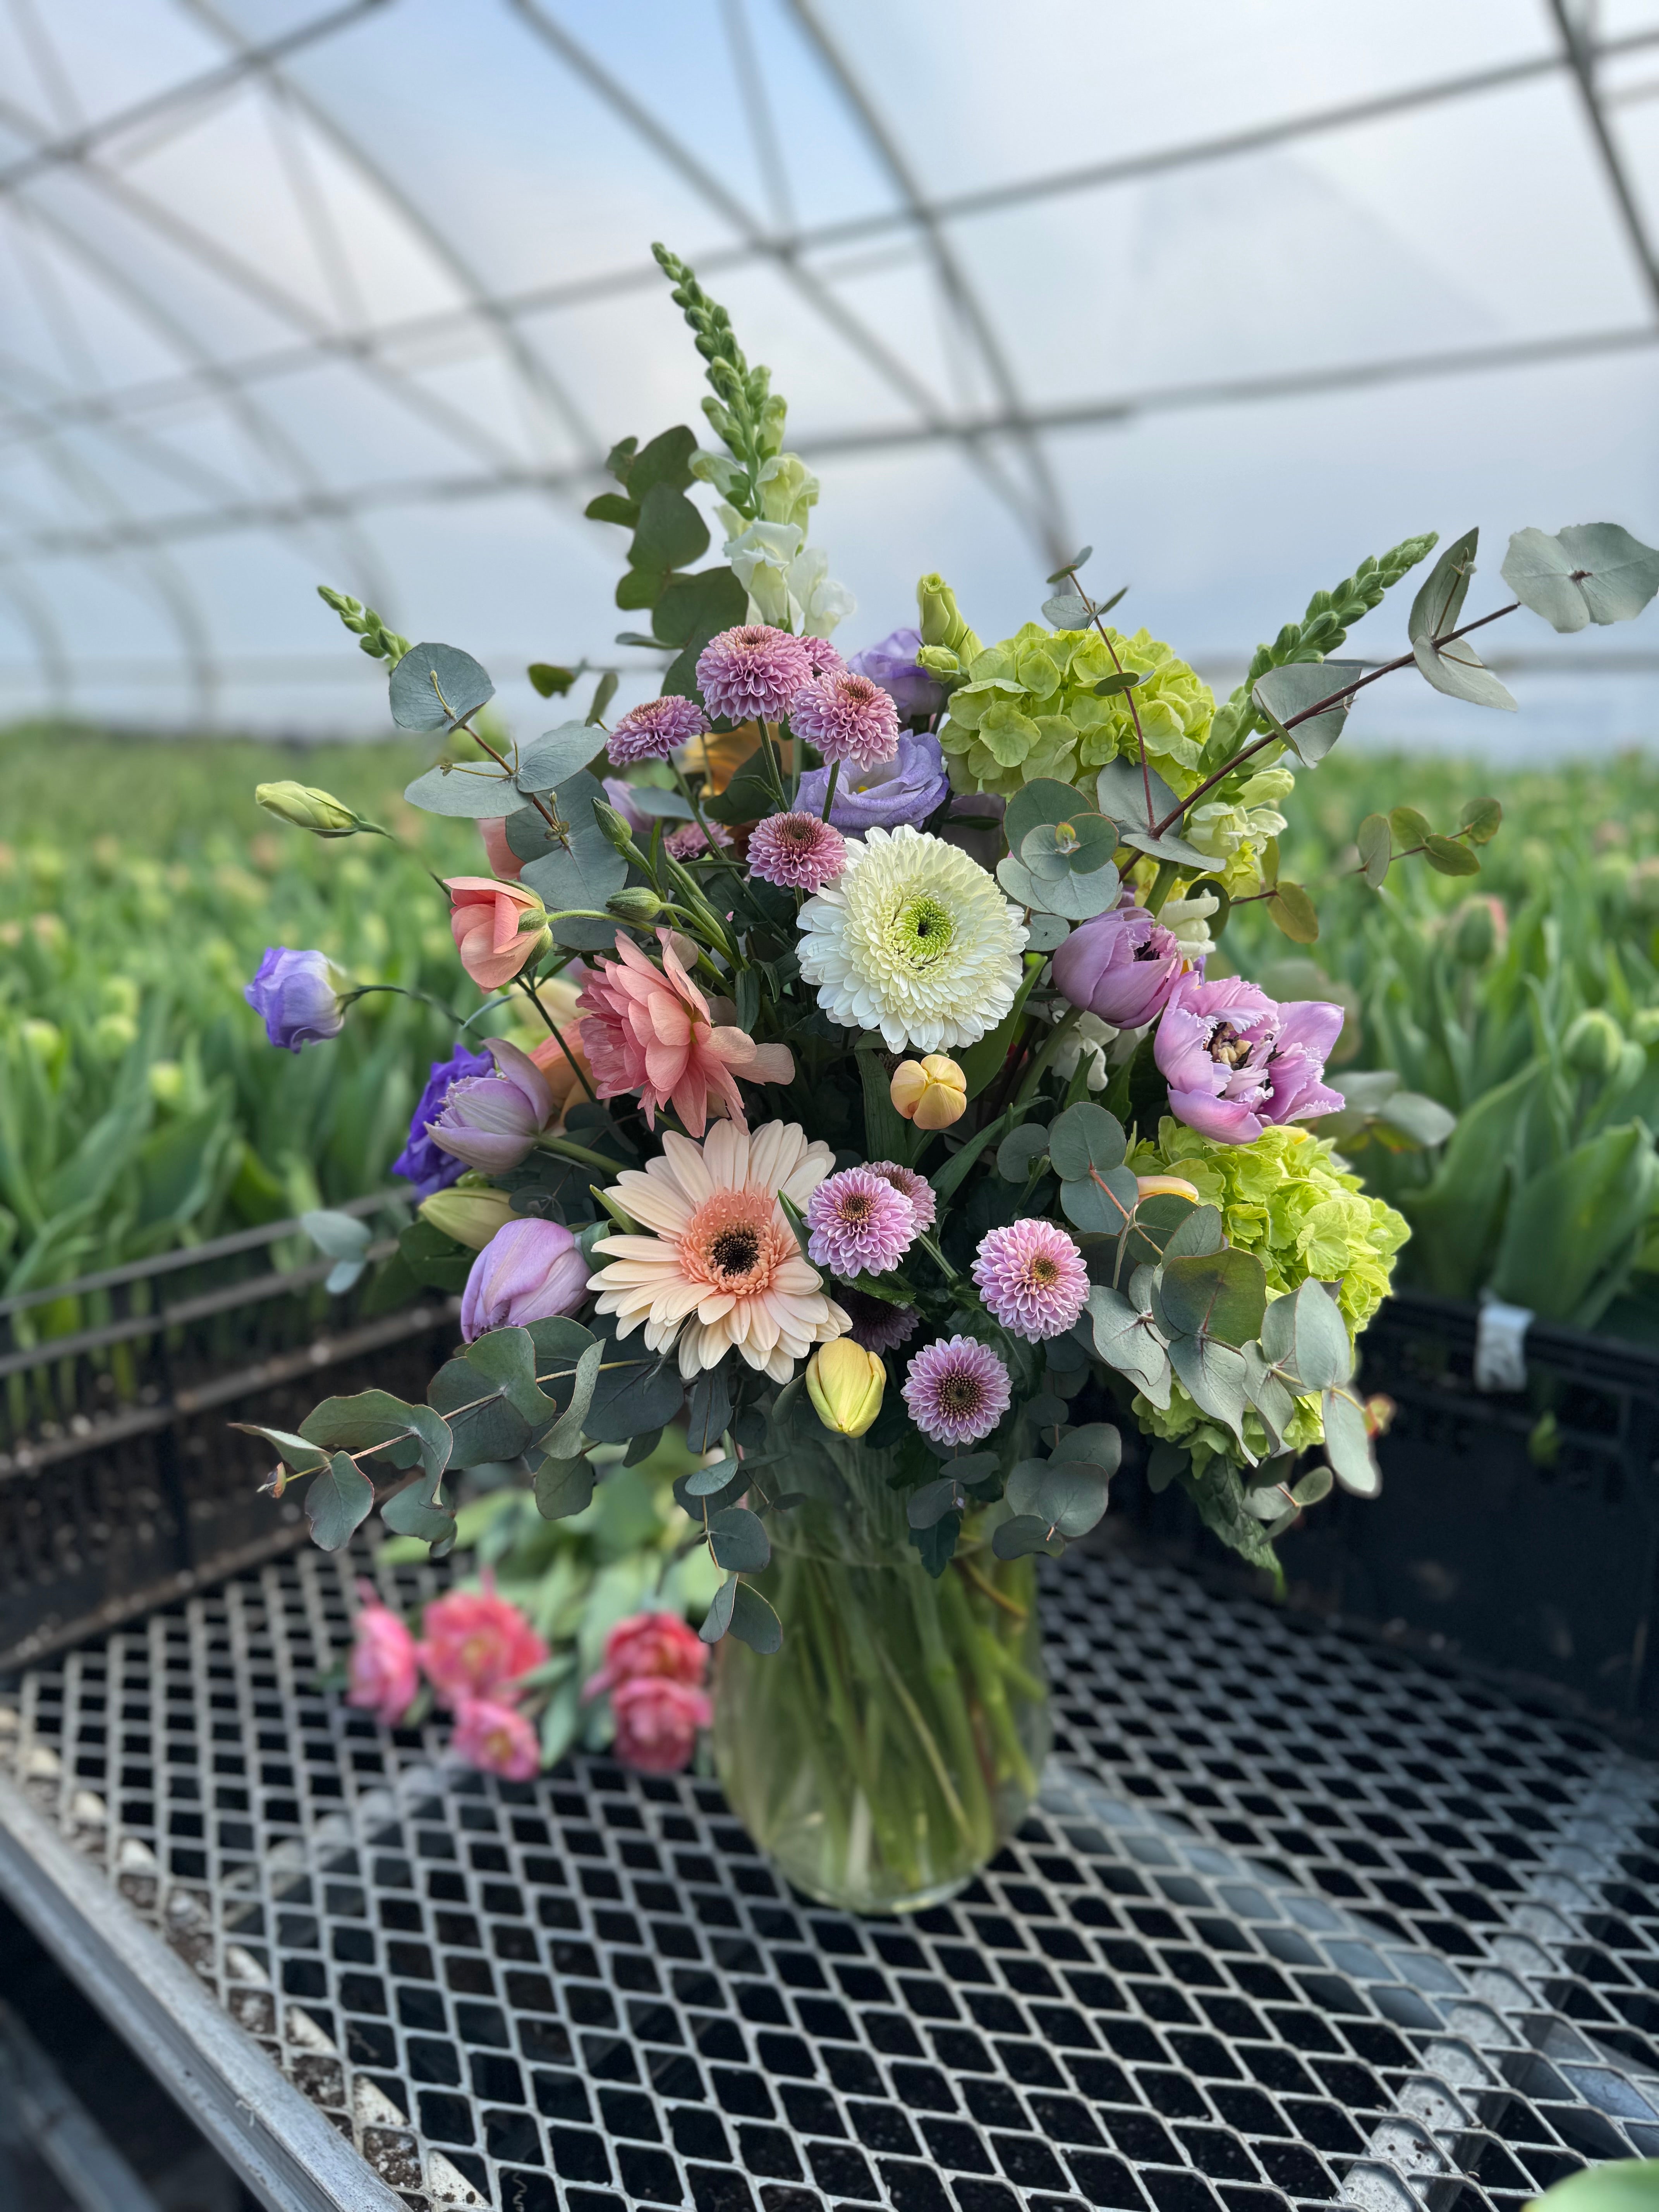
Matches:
[8,715,1659,1341]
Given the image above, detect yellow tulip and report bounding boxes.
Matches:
[419,1186,516,1251]
[890,1054,967,1129]
[805,1340,886,1438]
[1135,1174,1202,1206]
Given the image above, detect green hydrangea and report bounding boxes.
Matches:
[937,624,1215,802]
[1126,1118,1409,1476]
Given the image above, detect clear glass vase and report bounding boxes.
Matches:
[712,1439,1051,1915]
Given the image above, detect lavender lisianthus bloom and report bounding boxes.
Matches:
[848,627,945,721]
[393,1045,495,1199]
[244,947,346,1052]
[426,1036,556,1173]
[795,730,951,833]
[601,777,654,837]
[1053,904,1184,1030]
[460,1218,589,1341]
[1154,974,1345,1144]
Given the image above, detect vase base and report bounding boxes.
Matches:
[765,1856,980,1917]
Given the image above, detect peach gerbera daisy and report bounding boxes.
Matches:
[587,1121,850,1382]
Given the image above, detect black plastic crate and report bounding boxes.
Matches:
[0,1198,459,1671]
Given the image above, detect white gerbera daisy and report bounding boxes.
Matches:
[587,1120,849,1383]
[796,825,1027,1054]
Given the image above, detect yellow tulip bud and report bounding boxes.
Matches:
[1135,1174,1202,1205]
[419,1186,515,1250]
[806,1339,886,1438]
[255,781,363,837]
[890,1054,968,1129]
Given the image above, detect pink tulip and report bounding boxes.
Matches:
[345,1580,419,1726]
[476,819,526,882]
[417,1578,549,1709]
[451,1697,541,1780]
[1154,973,1345,1144]
[460,1217,589,1341]
[1053,903,1184,1030]
[609,1676,713,1774]
[583,1610,709,1700]
[445,876,549,991]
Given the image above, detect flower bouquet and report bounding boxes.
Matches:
[246,244,1659,1912]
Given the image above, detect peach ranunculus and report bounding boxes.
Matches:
[416,1579,549,1710]
[577,929,794,1135]
[450,1696,541,1780]
[583,1610,709,1701]
[445,876,550,992]
[610,1677,712,1773]
[476,817,525,882]
[346,1579,419,1726]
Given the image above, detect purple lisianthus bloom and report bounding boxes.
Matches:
[848,627,945,721]
[795,730,951,834]
[601,777,654,837]
[1154,974,1345,1144]
[460,1218,589,1341]
[244,947,346,1052]
[394,1045,495,1199]
[426,1036,556,1173]
[1053,904,1184,1030]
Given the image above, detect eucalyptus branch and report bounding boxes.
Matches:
[1058,564,1154,828]
[450,716,571,849]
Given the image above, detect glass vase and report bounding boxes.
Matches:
[711,1439,1051,1915]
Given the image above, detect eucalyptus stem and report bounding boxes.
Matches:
[1012,1005,1083,1111]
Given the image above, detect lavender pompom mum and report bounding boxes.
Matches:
[839,1288,921,1357]
[607,694,706,766]
[866,1160,936,1232]
[663,820,732,862]
[903,1336,1012,1446]
[972,1219,1090,1341]
[789,668,901,771]
[747,811,847,892]
[696,625,815,724]
[806,1167,917,1278]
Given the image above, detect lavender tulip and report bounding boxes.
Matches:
[460,1217,589,1341]
[1154,974,1345,1144]
[393,1045,496,1199]
[426,1036,555,1173]
[244,947,346,1052]
[1053,905,1184,1030]
[795,730,950,833]
[847,627,946,720]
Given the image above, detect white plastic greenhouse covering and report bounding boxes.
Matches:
[2,0,1659,756]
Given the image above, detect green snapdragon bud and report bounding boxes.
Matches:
[1563,1008,1624,1081]
[256,781,363,837]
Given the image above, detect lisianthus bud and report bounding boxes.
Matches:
[419,1185,515,1250]
[1136,1174,1202,1205]
[608,886,666,923]
[1564,1008,1624,1081]
[592,799,641,855]
[244,947,347,1051]
[255,781,362,836]
[915,573,981,663]
[806,1339,886,1437]
[890,1054,967,1129]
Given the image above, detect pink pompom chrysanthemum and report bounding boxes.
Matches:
[607,694,708,766]
[806,1166,918,1278]
[840,1287,921,1357]
[696,625,815,724]
[663,820,733,863]
[866,1160,936,1233]
[788,669,901,771]
[972,1218,1090,1341]
[903,1336,1012,1446]
[747,811,848,892]
[801,636,847,677]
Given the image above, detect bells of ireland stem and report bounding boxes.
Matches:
[890,1054,967,1130]
[805,1340,886,1438]
[255,781,366,836]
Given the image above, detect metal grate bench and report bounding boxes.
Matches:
[4,1540,1659,2212]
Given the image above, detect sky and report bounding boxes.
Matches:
[1,0,1657,761]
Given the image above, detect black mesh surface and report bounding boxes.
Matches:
[5,1543,1659,2212]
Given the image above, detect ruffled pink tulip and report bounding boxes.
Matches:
[450,1696,541,1780]
[577,929,794,1135]
[460,1217,589,1341]
[609,1676,712,1774]
[1053,904,1184,1030]
[417,1579,549,1709]
[476,818,525,882]
[445,876,549,991]
[426,1035,555,1175]
[345,1580,419,1726]
[583,1611,709,1700]
[1154,973,1345,1144]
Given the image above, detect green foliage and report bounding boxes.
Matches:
[650,245,785,513]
